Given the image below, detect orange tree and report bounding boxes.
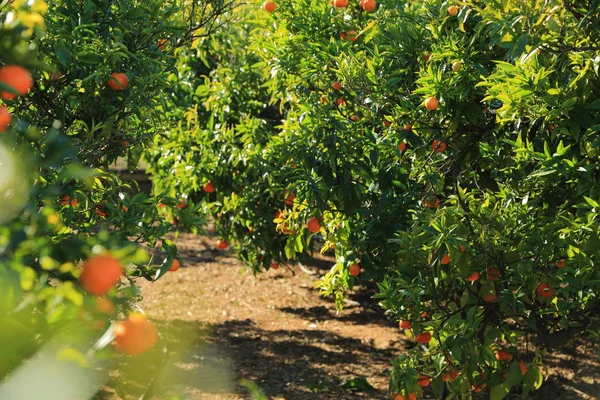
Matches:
[147,0,600,398]
[0,0,239,395]
[148,0,600,399]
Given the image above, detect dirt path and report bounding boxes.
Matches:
[104,234,600,400]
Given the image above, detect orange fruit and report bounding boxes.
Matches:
[424,53,431,62]
[345,30,358,42]
[0,65,33,100]
[122,140,129,147]
[113,314,158,356]
[483,293,497,302]
[432,140,446,153]
[442,370,459,382]
[460,244,467,253]
[416,332,432,343]
[157,39,168,50]
[383,120,392,127]
[176,198,186,209]
[425,96,439,111]
[262,1,276,12]
[271,262,279,270]
[60,195,78,207]
[537,282,555,298]
[307,217,321,233]
[417,375,431,387]
[556,259,566,268]
[331,0,348,7]
[487,267,501,281]
[95,207,107,218]
[96,297,115,315]
[404,123,412,131]
[448,5,459,16]
[332,81,342,91]
[169,259,181,272]
[274,210,283,219]
[518,361,527,375]
[349,263,361,276]
[440,254,451,265]
[350,114,361,122]
[399,320,411,329]
[216,239,229,250]
[336,97,346,106]
[467,271,480,282]
[284,191,295,205]
[0,105,11,132]
[424,197,440,209]
[203,180,215,193]
[398,142,407,152]
[495,349,513,361]
[107,72,129,91]
[80,254,124,296]
[360,0,376,12]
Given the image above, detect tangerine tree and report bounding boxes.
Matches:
[147,0,600,398]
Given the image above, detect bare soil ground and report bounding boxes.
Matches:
[102,234,600,400]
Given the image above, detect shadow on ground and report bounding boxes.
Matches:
[100,318,394,400]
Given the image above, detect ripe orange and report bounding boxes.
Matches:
[424,53,431,62]
[203,180,215,193]
[448,5,459,16]
[349,263,361,276]
[332,81,342,91]
[466,271,480,282]
[424,197,440,208]
[176,198,186,209]
[398,142,407,152]
[122,140,129,147]
[96,297,115,315]
[416,332,432,343]
[425,96,439,111]
[0,105,11,132]
[307,217,321,233]
[417,375,431,387]
[556,259,566,268]
[440,254,451,265]
[495,349,513,361]
[80,254,124,296]
[284,191,295,205]
[262,1,276,12]
[113,314,158,356]
[169,259,181,272]
[336,97,346,106]
[518,361,527,375]
[216,239,229,250]
[107,72,129,91]
[383,120,391,127]
[274,210,283,219]
[60,195,78,207]
[399,320,411,329]
[431,140,447,153]
[442,370,459,382]
[157,39,168,50]
[0,65,33,100]
[306,217,321,233]
[360,0,376,12]
[331,0,348,7]
[345,30,358,42]
[404,123,413,131]
[95,207,107,218]
[460,244,467,252]
[483,293,497,302]
[271,262,279,270]
[486,267,501,281]
[537,282,555,298]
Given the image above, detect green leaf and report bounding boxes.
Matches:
[490,384,510,400]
